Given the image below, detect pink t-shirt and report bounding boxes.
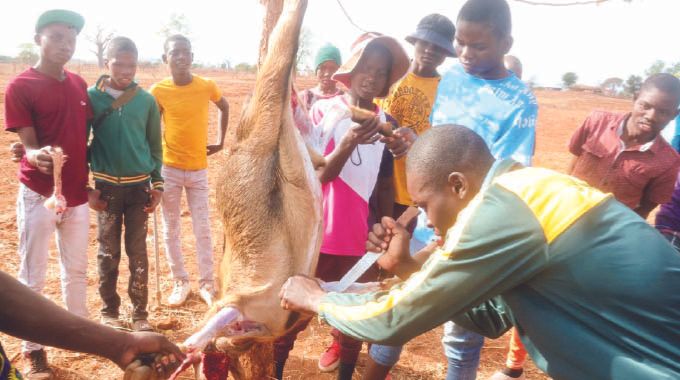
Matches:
[310,96,385,256]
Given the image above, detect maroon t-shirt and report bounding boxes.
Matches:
[4,68,91,206]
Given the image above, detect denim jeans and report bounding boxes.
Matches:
[369,344,403,367]
[660,230,680,253]
[16,184,89,352]
[161,165,214,285]
[96,182,150,320]
[442,321,484,380]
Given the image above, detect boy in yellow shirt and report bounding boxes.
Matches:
[150,34,229,307]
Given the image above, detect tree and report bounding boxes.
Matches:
[296,27,313,73]
[600,77,624,96]
[234,62,256,73]
[16,43,38,65]
[86,25,114,68]
[562,72,578,88]
[645,60,666,77]
[159,13,191,39]
[667,62,680,78]
[624,75,643,97]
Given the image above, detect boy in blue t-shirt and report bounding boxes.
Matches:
[410,1,537,379]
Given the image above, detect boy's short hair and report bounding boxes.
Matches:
[641,73,680,105]
[458,0,512,38]
[164,34,191,53]
[106,36,138,59]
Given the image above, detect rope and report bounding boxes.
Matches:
[335,0,368,32]
[511,0,613,6]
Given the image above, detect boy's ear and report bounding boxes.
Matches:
[447,172,468,199]
[162,54,168,64]
[34,33,41,46]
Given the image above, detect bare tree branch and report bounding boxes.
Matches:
[86,25,115,68]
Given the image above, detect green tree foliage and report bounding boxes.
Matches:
[644,60,680,78]
[562,72,578,88]
[16,43,38,65]
[296,27,313,73]
[159,13,191,39]
[624,75,643,97]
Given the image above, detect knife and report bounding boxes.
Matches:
[324,206,420,293]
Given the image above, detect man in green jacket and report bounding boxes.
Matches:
[88,36,163,332]
[280,125,680,380]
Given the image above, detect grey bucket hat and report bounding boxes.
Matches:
[405,13,456,57]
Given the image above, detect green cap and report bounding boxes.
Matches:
[314,43,342,70]
[35,9,85,34]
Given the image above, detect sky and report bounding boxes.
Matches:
[0,0,678,86]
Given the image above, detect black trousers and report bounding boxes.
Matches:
[96,182,150,320]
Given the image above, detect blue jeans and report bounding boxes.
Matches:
[369,344,403,367]
[442,321,484,380]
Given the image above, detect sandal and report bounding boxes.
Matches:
[131,319,154,332]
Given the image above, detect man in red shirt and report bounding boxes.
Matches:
[568,73,680,218]
[4,9,91,379]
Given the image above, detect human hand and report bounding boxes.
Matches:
[279,275,326,314]
[88,189,108,212]
[119,332,184,379]
[207,144,223,156]
[367,217,414,275]
[25,147,54,175]
[347,115,381,146]
[381,127,416,159]
[9,142,25,162]
[144,189,163,213]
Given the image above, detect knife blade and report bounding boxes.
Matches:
[326,206,420,293]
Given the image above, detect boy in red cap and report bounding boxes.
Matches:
[4,9,90,379]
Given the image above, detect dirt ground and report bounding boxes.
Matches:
[0,63,631,379]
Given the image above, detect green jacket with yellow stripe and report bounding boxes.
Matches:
[319,159,680,380]
[88,76,163,190]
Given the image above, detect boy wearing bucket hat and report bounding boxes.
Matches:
[4,9,91,379]
[299,43,345,110]
[272,33,411,380]
[365,13,456,380]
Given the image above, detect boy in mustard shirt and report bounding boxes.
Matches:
[150,34,229,307]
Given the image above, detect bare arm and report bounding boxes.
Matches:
[17,127,53,174]
[634,200,657,219]
[567,155,579,175]
[317,116,381,183]
[208,96,230,155]
[375,176,394,221]
[412,241,439,266]
[0,271,183,372]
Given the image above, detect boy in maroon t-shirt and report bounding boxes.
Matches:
[4,9,91,378]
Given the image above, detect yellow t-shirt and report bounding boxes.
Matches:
[150,75,222,170]
[378,72,440,206]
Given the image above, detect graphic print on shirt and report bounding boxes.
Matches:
[381,85,432,134]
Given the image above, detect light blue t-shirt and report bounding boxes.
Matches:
[414,64,538,245]
[661,115,680,152]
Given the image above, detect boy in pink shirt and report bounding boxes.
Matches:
[273,33,410,380]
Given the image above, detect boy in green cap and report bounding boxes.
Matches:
[299,43,344,110]
[4,9,90,379]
